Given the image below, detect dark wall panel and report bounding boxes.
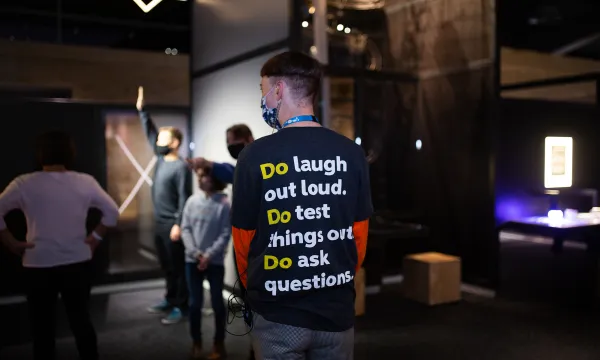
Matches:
[359,69,496,287]
[415,68,496,287]
[0,101,107,296]
[368,0,498,287]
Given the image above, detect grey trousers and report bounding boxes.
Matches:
[250,314,354,360]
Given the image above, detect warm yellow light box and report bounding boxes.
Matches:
[544,136,573,189]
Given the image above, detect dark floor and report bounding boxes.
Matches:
[3,284,600,360]
[2,234,600,359]
[108,230,159,274]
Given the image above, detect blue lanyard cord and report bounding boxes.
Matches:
[282,115,318,128]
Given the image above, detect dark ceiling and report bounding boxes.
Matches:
[0,0,189,53]
[499,0,600,60]
[1,0,599,61]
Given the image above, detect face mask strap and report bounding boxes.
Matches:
[275,99,282,126]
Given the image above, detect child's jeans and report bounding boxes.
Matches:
[185,263,227,343]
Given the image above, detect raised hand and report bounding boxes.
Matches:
[186,157,208,170]
[136,86,144,111]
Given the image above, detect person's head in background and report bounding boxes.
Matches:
[197,167,227,195]
[156,126,183,157]
[226,124,254,159]
[36,131,76,171]
[260,51,322,130]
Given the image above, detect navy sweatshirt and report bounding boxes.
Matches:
[139,111,191,225]
[212,162,235,184]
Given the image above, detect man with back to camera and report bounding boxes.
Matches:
[136,86,192,325]
[231,51,372,359]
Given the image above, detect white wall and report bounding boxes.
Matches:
[192,0,289,71]
[191,0,290,288]
[191,51,285,288]
[191,51,284,165]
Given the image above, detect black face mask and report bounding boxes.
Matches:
[156,145,171,156]
[228,143,245,159]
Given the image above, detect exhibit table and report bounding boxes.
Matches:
[499,215,600,254]
[365,217,429,286]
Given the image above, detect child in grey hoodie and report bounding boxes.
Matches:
[181,167,231,360]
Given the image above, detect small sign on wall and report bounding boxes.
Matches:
[544,137,573,188]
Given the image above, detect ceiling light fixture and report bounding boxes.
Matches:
[132,0,164,13]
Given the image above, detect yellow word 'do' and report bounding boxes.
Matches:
[264,255,293,270]
[260,162,288,179]
[267,209,292,225]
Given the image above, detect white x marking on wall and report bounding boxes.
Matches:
[114,134,157,214]
[132,0,164,13]
[114,135,153,186]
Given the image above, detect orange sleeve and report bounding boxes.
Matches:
[232,226,255,288]
[353,219,369,273]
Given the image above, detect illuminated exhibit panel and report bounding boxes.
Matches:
[544,136,573,189]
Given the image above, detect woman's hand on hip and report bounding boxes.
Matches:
[85,235,100,253]
[5,239,34,257]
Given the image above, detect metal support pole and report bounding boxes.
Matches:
[313,0,330,128]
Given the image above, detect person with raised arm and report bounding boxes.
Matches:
[137,86,192,325]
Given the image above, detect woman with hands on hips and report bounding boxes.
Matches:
[0,131,119,360]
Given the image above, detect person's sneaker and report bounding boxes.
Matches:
[147,300,170,314]
[202,308,214,316]
[190,341,202,360]
[161,307,183,325]
[207,341,227,360]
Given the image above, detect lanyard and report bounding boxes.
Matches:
[282,115,318,128]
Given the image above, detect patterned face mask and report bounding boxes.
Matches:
[261,86,281,130]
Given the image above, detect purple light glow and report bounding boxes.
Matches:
[495,198,526,222]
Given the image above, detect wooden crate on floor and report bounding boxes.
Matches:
[403,252,461,306]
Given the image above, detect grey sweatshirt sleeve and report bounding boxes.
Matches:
[204,202,232,260]
[181,198,201,260]
[138,110,159,154]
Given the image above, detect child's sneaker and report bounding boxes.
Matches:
[147,300,170,314]
[161,307,183,325]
